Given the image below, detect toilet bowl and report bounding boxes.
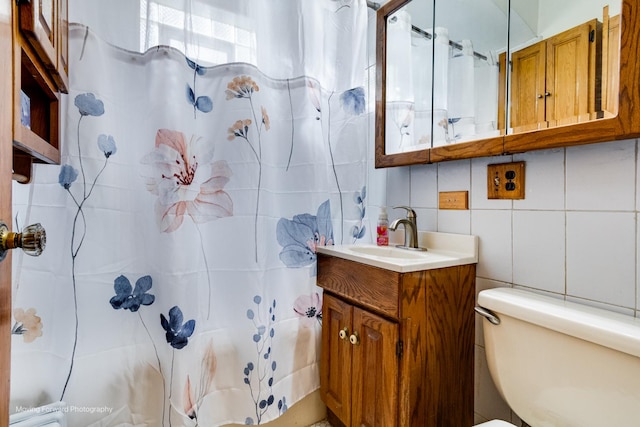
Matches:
[474,287,640,427]
[475,421,516,427]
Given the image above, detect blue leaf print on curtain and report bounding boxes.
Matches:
[58,92,116,401]
[325,86,365,243]
[340,87,365,115]
[351,186,367,242]
[161,305,195,426]
[109,274,166,425]
[276,200,334,276]
[186,57,213,117]
[110,274,155,311]
[161,306,196,350]
[244,295,278,425]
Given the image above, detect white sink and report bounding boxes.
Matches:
[317,231,478,273]
[347,245,430,259]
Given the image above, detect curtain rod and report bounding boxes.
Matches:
[366,1,381,11]
[385,14,489,62]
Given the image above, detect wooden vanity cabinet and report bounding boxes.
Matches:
[11,0,68,182]
[317,254,476,427]
[510,19,600,132]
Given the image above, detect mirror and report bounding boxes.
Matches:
[380,0,508,157]
[507,0,621,133]
[376,0,633,167]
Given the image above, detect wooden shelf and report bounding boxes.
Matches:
[12,31,61,183]
[11,0,66,183]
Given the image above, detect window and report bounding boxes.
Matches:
[140,0,256,66]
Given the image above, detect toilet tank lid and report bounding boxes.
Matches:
[478,288,640,358]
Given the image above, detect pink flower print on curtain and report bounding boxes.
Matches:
[12,308,43,343]
[142,128,233,233]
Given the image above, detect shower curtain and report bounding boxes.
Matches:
[10,1,369,426]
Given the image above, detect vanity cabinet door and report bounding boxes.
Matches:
[321,293,400,427]
[321,294,354,426]
[351,306,398,427]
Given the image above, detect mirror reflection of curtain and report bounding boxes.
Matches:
[440,37,500,145]
[386,10,414,154]
[474,53,500,138]
[431,27,451,147]
[447,40,475,142]
[412,35,431,150]
[10,1,368,426]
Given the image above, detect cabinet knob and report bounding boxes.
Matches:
[537,94,543,99]
[339,327,349,340]
[349,332,360,346]
[545,92,551,97]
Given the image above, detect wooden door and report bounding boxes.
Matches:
[1,0,14,425]
[321,294,353,426]
[545,21,593,127]
[350,307,398,427]
[510,41,546,132]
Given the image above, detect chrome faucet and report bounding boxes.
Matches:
[389,206,424,250]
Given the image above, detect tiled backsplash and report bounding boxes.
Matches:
[376,140,640,423]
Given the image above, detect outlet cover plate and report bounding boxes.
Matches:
[439,191,469,209]
[487,161,525,199]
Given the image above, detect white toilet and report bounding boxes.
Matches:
[473,287,640,427]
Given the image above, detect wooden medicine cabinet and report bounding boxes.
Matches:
[375,0,639,167]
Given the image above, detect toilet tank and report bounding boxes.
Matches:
[477,288,640,427]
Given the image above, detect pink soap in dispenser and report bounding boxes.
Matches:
[376,207,389,246]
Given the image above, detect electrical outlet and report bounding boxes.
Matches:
[487,161,525,199]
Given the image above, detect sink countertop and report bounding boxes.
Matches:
[317,231,478,273]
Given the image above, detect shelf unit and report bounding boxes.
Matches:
[11,0,68,183]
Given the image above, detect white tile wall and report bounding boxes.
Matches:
[512,210,565,293]
[566,211,636,307]
[365,139,640,422]
[566,140,636,212]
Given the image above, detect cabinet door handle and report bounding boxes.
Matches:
[349,332,360,346]
[537,94,543,99]
[545,92,551,97]
[338,327,349,340]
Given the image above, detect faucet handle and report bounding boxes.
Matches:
[393,206,416,219]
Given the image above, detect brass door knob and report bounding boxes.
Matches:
[0,222,46,261]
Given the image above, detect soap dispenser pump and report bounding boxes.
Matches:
[376,207,389,246]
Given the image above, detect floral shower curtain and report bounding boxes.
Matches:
[10,1,369,426]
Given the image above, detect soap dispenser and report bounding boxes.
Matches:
[376,207,389,246]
